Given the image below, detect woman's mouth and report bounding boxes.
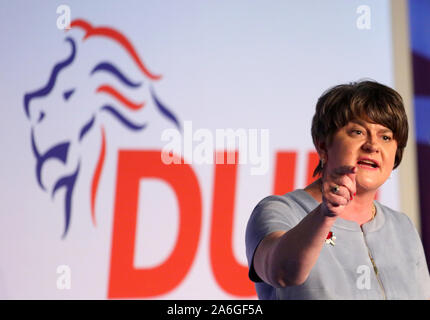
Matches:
[357,158,380,170]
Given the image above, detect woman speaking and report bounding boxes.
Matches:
[245,80,430,299]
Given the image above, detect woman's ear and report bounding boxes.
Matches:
[316,140,327,163]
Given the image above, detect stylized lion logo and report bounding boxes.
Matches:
[23,19,180,238]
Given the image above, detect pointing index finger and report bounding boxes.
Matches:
[334,165,357,176]
[334,165,357,191]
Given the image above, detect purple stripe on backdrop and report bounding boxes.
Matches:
[412,52,430,96]
[409,0,430,269]
[417,143,430,266]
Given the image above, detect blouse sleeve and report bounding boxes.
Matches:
[245,195,302,282]
[408,217,430,299]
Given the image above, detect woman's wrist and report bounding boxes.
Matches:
[316,202,338,222]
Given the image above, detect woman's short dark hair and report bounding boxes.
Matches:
[311,80,409,177]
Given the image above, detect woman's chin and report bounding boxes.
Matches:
[355,176,384,193]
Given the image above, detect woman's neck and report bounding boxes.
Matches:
[304,178,376,226]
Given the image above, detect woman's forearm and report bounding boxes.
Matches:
[267,204,337,287]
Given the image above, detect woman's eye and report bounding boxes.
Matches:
[352,130,362,135]
[382,135,392,141]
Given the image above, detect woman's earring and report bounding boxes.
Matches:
[320,159,324,169]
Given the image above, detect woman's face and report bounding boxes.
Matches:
[321,119,398,192]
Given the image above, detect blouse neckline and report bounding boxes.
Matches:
[293,189,386,233]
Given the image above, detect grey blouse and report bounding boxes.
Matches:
[245,189,430,299]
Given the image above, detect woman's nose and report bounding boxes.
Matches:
[362,137,379,153]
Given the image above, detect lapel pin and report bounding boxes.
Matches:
[325,231,336,246]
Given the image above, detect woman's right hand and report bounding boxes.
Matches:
[320,165,357,217]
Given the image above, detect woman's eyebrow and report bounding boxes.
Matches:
[350,120,393,134]
[350,120,366,127]
[378,128,393,134]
